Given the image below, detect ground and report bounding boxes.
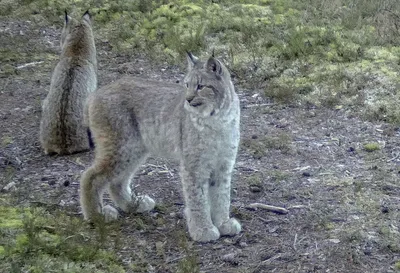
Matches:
[1,17,400,273]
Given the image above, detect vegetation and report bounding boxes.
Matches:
[363,142,380,152]
[242,133,292,158]
[1,0,400,271]
[0,206,125,272]
[1,0,399,122]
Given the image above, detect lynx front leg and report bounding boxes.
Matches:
[209,167,241,236]
[180,166,220,242]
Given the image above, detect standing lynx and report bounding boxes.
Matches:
[40,11,97,155]
[80,53,241,242]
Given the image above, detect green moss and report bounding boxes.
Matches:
[0,207,25,228]
[395,260,400,270]
[246,174,262,186]
[0,207,125,272]
[363,143,380,152]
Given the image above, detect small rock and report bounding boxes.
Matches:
[268,226,279,233]
[249,185,262,193]
[302,172,311,177]
[239,241,248,247]
[63,180,70,187]
[251,135,258,139]
[221,253,239,265]
[348,147,355,152]
[380,205,389,214]
[22,106,33,112]
[327,238,340,244]
[1,182,17,192]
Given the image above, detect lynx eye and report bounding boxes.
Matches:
[196,84,205,91]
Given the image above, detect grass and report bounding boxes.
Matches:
[0,0,398,121]
[0,206,125,272]
[0,0,396,122]
[242,133,292,158]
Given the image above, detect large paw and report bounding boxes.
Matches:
[135,195,155,213]
[218,218,241,236]
[102,204,119,222]
[189,226,220,242]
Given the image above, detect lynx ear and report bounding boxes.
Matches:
[186,51,198,70]
[206,57,223,76]
[82,10,91,23]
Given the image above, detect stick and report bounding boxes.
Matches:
[287,205,309,210]
[247,203,289,214]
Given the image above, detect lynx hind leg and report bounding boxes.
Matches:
[209,169,241,236]
[80,163,110,221]
[107,151,155,214]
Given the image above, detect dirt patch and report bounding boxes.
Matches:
[1,19,400,273]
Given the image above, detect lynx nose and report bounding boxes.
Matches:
[186,95,195,103]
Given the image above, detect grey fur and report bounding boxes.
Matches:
[80,54,241,242]
[40,11,97,155]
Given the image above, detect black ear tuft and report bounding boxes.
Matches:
[186,51,198,70]
[186,51,197,63]
[211,48,215,58]
[82,10,91,22]
[64,10,68,23]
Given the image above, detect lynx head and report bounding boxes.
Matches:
[60,11,94,55]
[183,52,235,117]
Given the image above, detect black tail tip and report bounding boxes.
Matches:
[87,128,95,149]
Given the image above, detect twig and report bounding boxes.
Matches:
[30,201,60,208]
[292,166,310,171]
[163,164,174,177]
[145,163,174,177]
[245,103,274,108]
[287,205,309,210]
[235,166,259,172]
[16,61,44,69]
[293,233,298,251]
[67,159,85,167]
[247,203,289,214]
[166,255,185,264]
[387,152,400,162]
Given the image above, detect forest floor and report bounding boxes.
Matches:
[1,18,400,273]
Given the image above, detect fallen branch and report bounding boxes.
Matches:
[247,203,289,214]
[287,205,309,210]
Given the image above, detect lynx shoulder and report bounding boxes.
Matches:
[80,53,241,242]
[40,11,97,155]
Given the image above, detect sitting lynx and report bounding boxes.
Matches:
[80,53,241,242]
[40,11,97,155]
